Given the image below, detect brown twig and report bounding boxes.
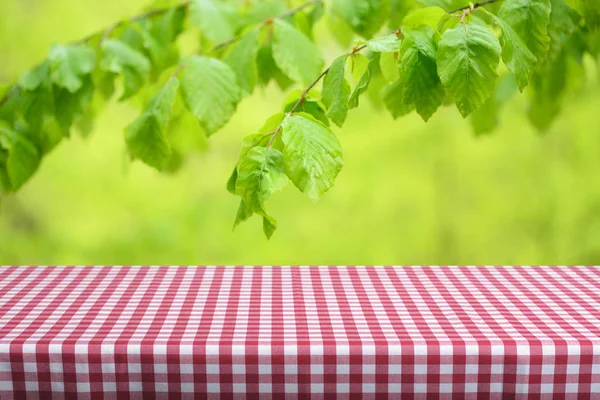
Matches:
[266,28,402,149]
[447,0,500,14]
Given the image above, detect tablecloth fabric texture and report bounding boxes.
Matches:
[0,266,599,399]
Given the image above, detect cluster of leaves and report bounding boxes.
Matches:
[1,0,598,238]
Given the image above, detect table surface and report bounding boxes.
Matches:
[0,266,599,399]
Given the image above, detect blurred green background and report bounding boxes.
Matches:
[1,0,600,265]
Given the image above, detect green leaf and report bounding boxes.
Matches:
[100,39,151,100]
[125,77,179,170]
[48,44,96,93]
[402,6,447,31]
[190,0,236,43]
[228,168,239,195]
[332,0,391,39]
[283,91,330,127]
[366,34,402,52]
[244,1,288,26]
[0,126,40,191]
[53,77,94,133]
[233,199,253,227]
[326,12,356,48]
[437,23,502,117]
[235,145,287,220]
[228,115,285,196]
[486,12,537,91]
[262,215,277,239]
[271,19,325,86]
[349,53,379,109]
[254,42,294,90]
[281,113,343,201]
[180,56,241,136]
[390,0,419,29]
[19,62,50,91]
[547,0,581,62]
[322,55,351,127]
[141,7,186,76]
[563,0,600,30]
[527,50,567,132]
[379,52,400,83]
[470,73,518,135]
[381,80,415,119]
[398,29,444,121]
[498,0,552,64]
[224,29,260,97]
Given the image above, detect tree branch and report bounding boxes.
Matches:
[267,37,383,148]
[447,0,501,14]
[0,0,323,109]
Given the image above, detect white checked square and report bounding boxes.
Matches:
[232,364,245,374]
[414,383,427,393]
[181,383,194,393]
[233,383,246,393]
[101,364,115,374]
[440,383,453,393]
[389,383,401,393]
[337,383,350,393]
[465,383,478,392]
[440,364,453,374]
[540,383,554,393]
[206,364,220,374]
[363,383,375,393]
[465,364,478,374]
[363,364,375,374]
[337,365,349,374]
[23,363,37,373]
[311,364,323,374]
[389,364,401,374]
[285,383,298,393]
[181,364,194,374]
[49,363,62,373]
[207,383,220,393]
[259,383,272,392]
[565,383,578,392]
[128,363,141,373]
[259,365,271,374]
[155,382,168,392]
[542,364,554,375]
[103,382,116,392]
[491,364,503,374]
[258,345,271,356]
[51,382,64,392]
[415,364,428,374]
[490,382,503,393]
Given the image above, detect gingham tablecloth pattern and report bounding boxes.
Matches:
[0,266,599,399]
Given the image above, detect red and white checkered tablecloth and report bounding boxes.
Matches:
[0,266,599,399]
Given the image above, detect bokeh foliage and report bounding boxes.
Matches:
[0,0,599,263]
